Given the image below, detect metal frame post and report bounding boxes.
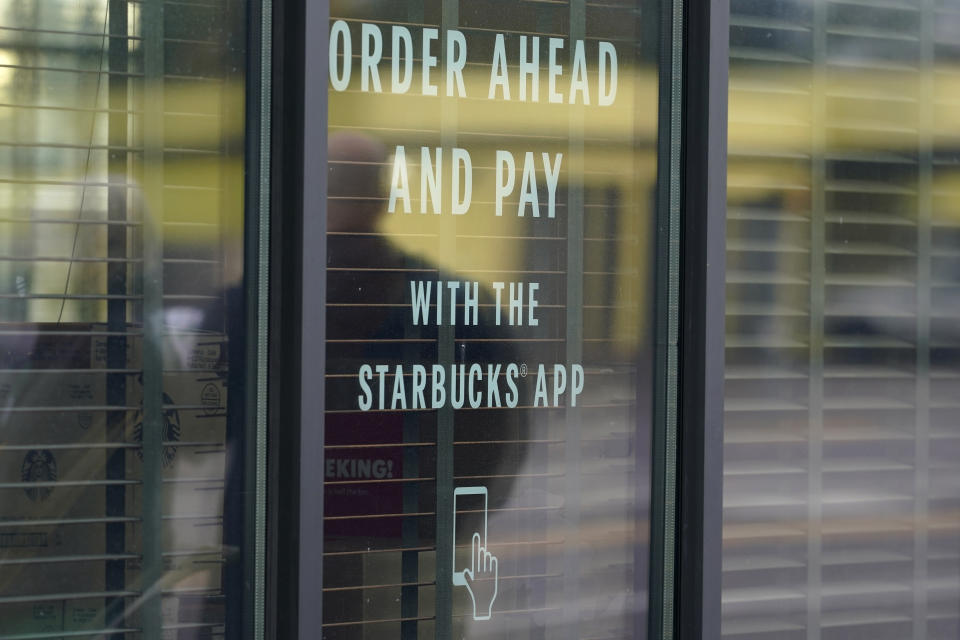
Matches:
[675,0,728,638]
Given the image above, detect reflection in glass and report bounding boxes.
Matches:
[725,1,960,638]
[0,0,251,637]
[322,1,658,638]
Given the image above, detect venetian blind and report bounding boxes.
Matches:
[322,0,657,638]
[724,0,960,638]
[0,0,249,637]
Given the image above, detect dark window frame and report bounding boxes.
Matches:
[675,0,728,639]
[264,0,730,638]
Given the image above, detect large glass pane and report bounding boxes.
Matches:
[0,1,255,637]
[725,1,960,638]
[322,0,660,638]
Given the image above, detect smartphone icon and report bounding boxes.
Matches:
[452,486,488,586]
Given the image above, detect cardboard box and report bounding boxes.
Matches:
[0,326,229,636]
[0,329,108,636]
[92,330,228,631]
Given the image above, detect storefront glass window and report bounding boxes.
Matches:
[0,0,257,637]
[322,0,661,637]
[725,1,960,637]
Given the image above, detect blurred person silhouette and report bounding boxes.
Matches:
[323,131,528,639]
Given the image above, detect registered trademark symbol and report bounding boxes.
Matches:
[519,363,527,377]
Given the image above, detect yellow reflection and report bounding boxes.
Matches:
[0,50,17,88]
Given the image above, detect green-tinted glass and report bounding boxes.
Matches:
[0,1,262,637]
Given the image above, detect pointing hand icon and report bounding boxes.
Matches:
[463,532,498,621]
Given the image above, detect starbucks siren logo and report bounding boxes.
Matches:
[21,450,57,502]
[132,375,182,468]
